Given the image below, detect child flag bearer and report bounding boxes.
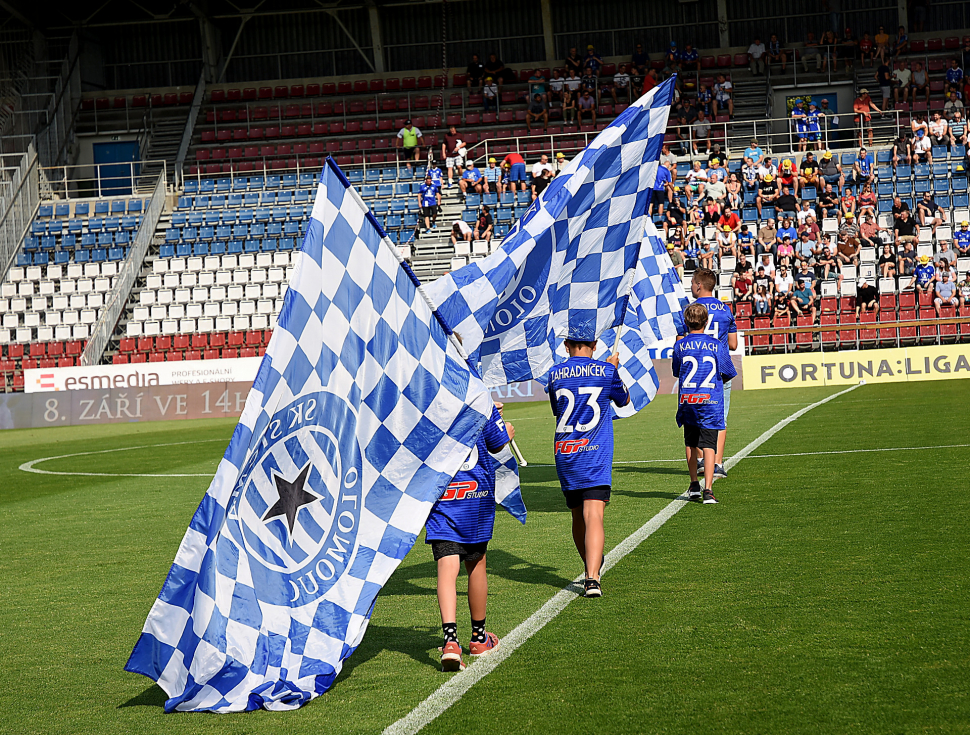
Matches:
[426,401,515,672]
[672,303,737,504]
[548,330,630,598]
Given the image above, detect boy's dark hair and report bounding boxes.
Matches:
[564,338,596,350]
[684,303,710,332]
[692,267,717,292]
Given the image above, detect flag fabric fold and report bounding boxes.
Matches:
[426,77,677,388]
[125,159,493,713]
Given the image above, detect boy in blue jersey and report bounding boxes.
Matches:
[417,174,441,234]
[426,401,515,671]
[677,267,738,480]
[548,331,630,598]
[672,303,738,504]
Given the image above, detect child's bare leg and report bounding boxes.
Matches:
[571,506,587,568]
[465,555,488,621]
[582,499,606,581]
[687,445,699,481]
[436,556,461,626]
[702,447,716,489]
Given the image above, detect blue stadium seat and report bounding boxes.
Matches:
[365,169,381,183]
[267,222,282,237]
[67,219,82,234]
[381,167,398,181]
[281,174,297,188]
[802,187,817,201]
[184,180,199,195]
[232,224,248,239]
[840,152,854,165]
[116,232,130,245]
[271,206,287,221]
[216,225,232,240]
[896,180,912,195]
[277,190,292,205]
[516,191,531,205]
[462,210,477,223]
[386,214,403,229]
[238,209,254,224]
[40,236,56,251]
[877,182,894,196]
[175,243,191,258]
[165,228,180,243]
[932,162,948,178]
[200,179,216,193]
[38,204,53,218]
[32,252,47,265]
[362,185,377,198]
[265,175,281,189]
[182,226,198,241]
[122,215,138,230]
[177,196,193,210]
[210,241,226,255]
[204,212,220,226]
[110,200,126,214]
[299,173,316,188]
[742,207,758,220]
[249,223,264,238]
[94,201,109,215]
[61,234,76,250]
[952,178,968,193]
[74,202,90,216]
[232,178,248,192]
[876,150,892,164]
[199,226,215,240]
[261,238,278,252]
[377,184,393,198]
[403,214,418,229]
[195,242,209,256]
[215,178,230,193]
[97,232,113,246]
[953,193,969,207]
[105,216,120,231]
[80,233,96,248]
[129,199,143,214]
[210,194,225,208]
[386,230,400,244]
[279,237,295,251]
[914,164,931,179]
[953,145,967,160]
[15,252,30,266]
[159,244,176,258]
[53,250,69,265]
[91,247,107,262]
[242,193,258,208]
[896,164,912,179]
[914,179,931,194]
[108,247,124,261]
[283,221,299,237]
[244,239,260,253]
[466,194,481,208]
[483,193,498,206]
[878,199,893,212]
[389,199,406,213]
[54,202,70,218]
[934,179,949,194]
[259,192,275,206]
[937,195,950,209]
[195,195,210,209]
[248,176,265,190]
[21,236,39,251]
[228,193,242,207]
[74,249,89,263]
[294,189,308,204]
[254,208,271,222]
[372,201,389,215]
[226,240,243,254]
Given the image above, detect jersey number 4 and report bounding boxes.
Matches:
[555,387,603,433]
[681,356,716,389]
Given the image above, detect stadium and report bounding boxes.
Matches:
[0,0,968,732]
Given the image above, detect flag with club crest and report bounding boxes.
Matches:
[125,159,494,713]
[426,76,677,388]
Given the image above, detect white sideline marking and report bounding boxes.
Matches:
[382,382,864,735]
[18,439,223,477]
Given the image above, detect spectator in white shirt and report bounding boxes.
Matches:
[564,69,581,94]
[611,64,632,104]
[774,265,794,294]
[748,38,767,76]
[549,70,565,102]
[892,61,912,104]
[531,154,554,181]
[712,74,734,118]
[928,112,949,146]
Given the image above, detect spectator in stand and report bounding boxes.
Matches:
[562,88,577,124]
[565,47,583,78]
[792,99,809,151]
[791,278,817,321]
[684,161,708,206]
[474,204,494,242]
[874,25,890,64]
[710,74,733,119]
[893,61,912,104]
[696,84,713,118]
[803,31,822,71]
[776,215,797,242]
[459,161,484,199]
[861,212,885,248]
[482,157,503,194]
[718,204,741,234]
[795,230,815,262]
[859,32,874,67]
[664,193,687,236]
[734,261,754,303]
[777,235,796,269]
[501,152,528,192]
[531,167,552,201]
[777,158,799,196]
[611,65,632,104]
[855,278,879,315]
[451,219,473,246]
[554,152,568,176]
[642,68,659,95]
[796,258,817,290]
[796,200,815,225]
[877,243,897,277]
[748,37,767,76]
[441,125,466,188]
[580,66,598,97]
[840,186,857,220]
[897,240,917,276]
[484,53,515,85]
[482,77,498,112]
[466,55,485,88]
[800,214,822,247]
[564,68,581,96]
[716,225,737,259]
[548,69,565,103]
[744,138,764,165]
[630,65,646,95]
[805,102,825,150]
[910,61,930,103]
[698,236,716,270]
[799,151,821,189]
[583,45,604,75]
[692,110,712,155]
[665,42,681,73]
[651,160,674,216]
[753,283,771,314]
[738,224,756,257]
[667,240,685,280]
[959,271,970,307]
[725,173,743,210]
[702,197,722,225]
[857,182,877,217]
[757,217,777,257]
[963,36,970,71]
[680,43,700,73]
[818,182,840,218]
[894,208,919,246]
[891,131,912,168]
[767,34,788,73]
[917,191,945,234]
[396,120,423,170]
[742,156,760,193]
[891,194,910,225]
[683,225,702,268]
[660,142,677,169]
[892,26,908,59]
[854,88,882,145]
[531,154,553,182]
[837,213,861,265]
[756,172,779,220]
[929,112,949,147]
[934,271,959,315]
[632,43,649,69]
[912,128,932,163]
[528,70,548,102]
[417,174,441,233]
[773,265,794,313]
[954,219,970,257]
[935,240,956,270]
[577,89,597,126]
[526,94,549,133]
[774,186,799,219]
[848,147,874,187]
[838,28,858,72]
[944,93,965,122]
[817,244,840,282]
[912,112,930,140]
[819,150,844,188]
[817,30,837,72]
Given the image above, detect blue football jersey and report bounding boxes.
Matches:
[419,183,438,208]
[548,357,629,492]
[672,334,737,431]
[954,228,970,250]
[679,296,737,351]
[425,405,509,545]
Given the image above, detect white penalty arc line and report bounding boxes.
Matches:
[382,381,865,735]
[17,439,225,477]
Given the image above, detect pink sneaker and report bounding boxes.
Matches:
[469,632,500,657]
[440,641,465,671]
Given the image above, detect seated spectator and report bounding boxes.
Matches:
[855,278,879,315]
[874,25,890,64]
[917,192,944,234]
[799,151,820,189]
[748,37,767,76]
[892,26,908,58]
[667,241,685,280]
[482,77,498,111]
[738,224,756,257]
[696,84,714,117]
[531,168,552,201]
[954,219,970,257]
[819,150,844,188]
[949,110,967,147]
[528,71,548,102]
[877,243,897,277]
[799,213,821,243]
[776,215,797,241]
[683,225,702,268]
[838,28,858,72]
[741,156,760,192]
[772,285,792,316]
[910,61,929,103]
[857,183,877,217]
[642,68,659,95]
[753,283,772,314]
[702,197,722,225]
[893,61,912,104]
[611,65,632,104]
[716,225,737,259]
[907,254,935,293]
[580,66,598,98]
[796,230,815,262]
[838,214,861,264]
[554,151,568,176]
[531,154,553,182]
[396,120,423,169]
[757,218,777,256]
[935,240,956,270]
[734,265,754,303]
[891,132,912,168]
[848,147,874,187]
[944,93,965,122]
[665,42,681,73]
[859,32,874,67]
[459,160,483,198]
[664,195,687,236]
[564,47,583,77]
[777,235,796,269]
[743,138,764,165]
[718,202,740,233]
[474,204,494,242]
[451,219,472,246]
[820,30,838,72]
[912,129,932,163]
[679,43,700,73]
[791,278,817,321]
[774,186,798,217]
[501,152,528,192]
[802,31,822,72]
[562,88,577,124]
[483,157,503,194]
[934,271,959,315]
[630,65,646,95]
[441,125,466,188]
[548,69,565,102]
[417,174,440,233]
[698,237,716,269]
[584,45,604,75]
[466,55,485,88]
[685,160,709,204]
[564,69,581,96]
[891,195,910,226]
[712,74,734,118]
[928,112,949,147]
[484,53,515,84]
[526,94,549,133]
[840,187,857,220]
[692,110,712,154]
[817,182,839,219]
[959,272,970,307]
[860,213,885,248]
[757,251,777,277]
[897,240,917,276]
[795,260,817,293]
[577,89,597,125]
[756,174,778,219]
[817,246,840,282]
[632,43,649,69]
[767,34,788,73]
[777,158,799,195]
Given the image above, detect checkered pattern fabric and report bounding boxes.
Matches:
[125,160,492,713]
[426,77,676,388]
[491,444,525,523]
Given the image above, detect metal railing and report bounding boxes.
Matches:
[0,143,40,284]
[41,159,170,199]
[81,171,167,367]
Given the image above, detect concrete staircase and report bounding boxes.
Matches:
[138,109,191,190]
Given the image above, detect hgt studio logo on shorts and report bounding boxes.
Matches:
[227,392,362,606]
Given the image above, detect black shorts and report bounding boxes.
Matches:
[651,190,668,205]
[684,424,719,450]
[420,206,436,218]
[399,146,417,160]
[430,540,488,562]
[563,485,611,509]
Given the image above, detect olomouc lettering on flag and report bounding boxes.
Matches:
[125,159,493,713]
[426,76,676,388]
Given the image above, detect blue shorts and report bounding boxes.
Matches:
[723,379,732,421]
[508,162,527,182]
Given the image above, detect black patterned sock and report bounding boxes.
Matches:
[471,618,487,643]
[442,622,458,644]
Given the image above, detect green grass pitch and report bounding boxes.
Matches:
[1,381,968,734]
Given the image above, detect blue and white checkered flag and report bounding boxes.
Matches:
[426,77,676,387]
[125,160,493,713]
[594,219,689,417]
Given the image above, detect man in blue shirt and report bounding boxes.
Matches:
[417,175,441,233]
[650,160,673,216]
[672,302,738,504]
[679,43,700,73]
[954,219,970,257]
[744,139,764,165]
[908,254,936,293]
[426,162,444,190]
[548,330,630,598]
[426,402,514,671]
[677,267,738,481]
[458,160,483,199]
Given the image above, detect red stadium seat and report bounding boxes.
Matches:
[167,352,183,361]
[185,349,201,361]
[113,354,128,365]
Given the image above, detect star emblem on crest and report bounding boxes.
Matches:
[262,463,320,535]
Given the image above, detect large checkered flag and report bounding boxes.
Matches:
[125,160,493,713]
[426,76,676,387]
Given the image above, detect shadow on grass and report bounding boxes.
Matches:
[119,684,167,709]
